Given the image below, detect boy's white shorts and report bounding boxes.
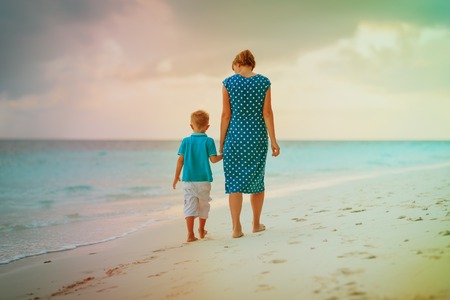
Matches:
[183,182,212,219]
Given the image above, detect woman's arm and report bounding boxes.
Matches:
[220,85,231,153]
[263,87,280,157]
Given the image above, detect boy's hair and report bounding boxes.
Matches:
[191,110,209,128]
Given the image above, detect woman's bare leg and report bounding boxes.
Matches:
[229,193,244,238]
[251,192,266,233]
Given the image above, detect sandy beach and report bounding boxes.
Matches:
[1,165,449,300]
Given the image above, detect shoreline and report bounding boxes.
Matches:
[3,161,449,266]
[1,165,449,299]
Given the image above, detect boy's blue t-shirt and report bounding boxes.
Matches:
[178,133,217,182]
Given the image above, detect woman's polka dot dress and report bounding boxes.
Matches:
[222,73,271,194]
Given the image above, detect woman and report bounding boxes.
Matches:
[220,49,280,238]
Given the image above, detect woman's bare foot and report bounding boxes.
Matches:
[232,231,244,238]
[198,229,208,239]
[187,234,198,242]
[252,224,266,233]
[232,224,244,238]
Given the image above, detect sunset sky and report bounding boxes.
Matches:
[1,0,449,140]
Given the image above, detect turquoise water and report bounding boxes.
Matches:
[1,140,449,264]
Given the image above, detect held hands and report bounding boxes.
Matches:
[271,142,280,157]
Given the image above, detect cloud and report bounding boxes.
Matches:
[324,23,450,93]
[0,72,223,139]
[270,22,450,98]
[0,0,176,98]
[2,20,449,140]
[1,1,450,140]
[3,0,450,99]
[267,22,450,140]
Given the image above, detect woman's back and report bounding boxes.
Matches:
[223,74,270,120]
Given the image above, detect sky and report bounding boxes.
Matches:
[1,0,449,140]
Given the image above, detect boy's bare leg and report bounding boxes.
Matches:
[198,218,207,238]
[251,192,266,233]
[229,193,244,238]
[185,216,198,242]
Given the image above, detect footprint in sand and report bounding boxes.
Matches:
[350,209,366,213]
[338,268,365,276]
[407,217,424,222]
[313,224,327,230]
[268,259,287,264]
[416,247,448,260]
[174,260,192,265]
[313,269,367,299]
[51,277,96,297]
[435,199,449,206]
[148,271,167,278]
[258,251,275,257]
[255,284,275,292]
[348,290,367,297]
[291,217,307,222]
[133,256,157,265]
[288,240,301,245]
[337,252,377,260]
[153,244,184,253]
[105,265,127,277]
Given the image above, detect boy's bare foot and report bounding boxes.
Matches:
[187,235,198,242]
[198,229,207,239]
[252,224,266,233]
[232,231,244,238]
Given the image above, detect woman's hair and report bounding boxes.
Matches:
[232,49,256,70]
[191,110,209,128]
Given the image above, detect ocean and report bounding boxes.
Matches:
[1,140,449,264]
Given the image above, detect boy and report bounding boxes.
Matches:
[173,110,222,242]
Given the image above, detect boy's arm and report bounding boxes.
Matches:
[209,154,223,163]
[173,155,184,189]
